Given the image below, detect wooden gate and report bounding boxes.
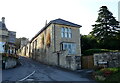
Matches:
[81,55,94,69]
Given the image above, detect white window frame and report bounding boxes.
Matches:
[68,28,72,38]
[61,27,65,38]
[61,42,76,54]
[61,27,72,38]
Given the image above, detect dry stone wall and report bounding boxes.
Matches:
[94,52,120,67]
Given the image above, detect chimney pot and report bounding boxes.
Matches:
[2,17,5,23]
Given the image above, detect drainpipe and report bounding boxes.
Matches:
[53,24,56,52]
[57,52,60,66]
[53,24,60,66]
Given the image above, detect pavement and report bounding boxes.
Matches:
[2,56,97,83]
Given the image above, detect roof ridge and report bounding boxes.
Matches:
[50,18,82,28]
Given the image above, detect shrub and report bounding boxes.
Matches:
[94,68,120,82]
[83,49,119,55]
[101,68,119,74]
[104,71,120,83]
[95,70,104,76]
[46,32,51,47]
[94,66,104,71]
[41,34,44,45]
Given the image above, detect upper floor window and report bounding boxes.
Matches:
[61,27,72,38]
[68,28,72,38]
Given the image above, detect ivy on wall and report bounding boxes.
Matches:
[46,32,51,47]
[41,34,44,46]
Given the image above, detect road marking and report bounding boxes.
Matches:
[19,71,35,81]
[19,61,23,65]
[26,79,34,81]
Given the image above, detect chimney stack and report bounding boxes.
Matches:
[2,17,5,23]
[45,20,47,26]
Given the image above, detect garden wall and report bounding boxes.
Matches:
[94,52,120,68]
[3,57,18,69]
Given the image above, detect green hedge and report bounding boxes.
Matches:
[83,49,119,56]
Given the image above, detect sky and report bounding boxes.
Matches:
[0,0,119,40]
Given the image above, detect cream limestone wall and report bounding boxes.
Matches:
[24,23,81,70]
[53,24,81,56]
[25,43,30,57]
[29,24,58,65]
[53,24,81,70]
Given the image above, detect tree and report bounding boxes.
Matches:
[15,38,21,50]
[90,6,119,42]
[81,35,98,54]
[90,6,120,49]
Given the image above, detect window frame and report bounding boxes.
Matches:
[61,42,76,55]
[61,27,72,38]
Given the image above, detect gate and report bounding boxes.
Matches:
[81,55,94,69]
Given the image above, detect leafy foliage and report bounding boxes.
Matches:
[15,38,21,50]
[87,6,120,50]
[90,6,119,42]
[81,35,98,54]
[41,34,44,45]
[46,32,51,47]
[83,49,119,55]
[15,37,28,50]
[94,68,120,83]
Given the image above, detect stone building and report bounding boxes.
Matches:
[0,17,8,53]
[0,17,16,54]
[20,37,29,48]
[94,52,120,68]
[19,37,29,57]
[21,18,82,70]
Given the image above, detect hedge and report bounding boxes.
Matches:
[83,49,119,56]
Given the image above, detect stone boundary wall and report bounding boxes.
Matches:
[3,57,18,69]
[94,52,120,68]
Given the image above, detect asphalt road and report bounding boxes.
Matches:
[2,56,97,82]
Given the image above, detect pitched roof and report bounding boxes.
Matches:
[0,22,8,30]
[30,18,82,42]
[50,18,82,28]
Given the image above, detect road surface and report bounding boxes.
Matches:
[2,56,97,82]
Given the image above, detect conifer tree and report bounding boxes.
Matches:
[90,6,119,42]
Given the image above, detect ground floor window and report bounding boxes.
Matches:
[61,42,76,54]
[0,42,5,53]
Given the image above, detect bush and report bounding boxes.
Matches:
[94,67,120,82]
[101,68,118,73]
[104,71,120,83]
[94,66,104,71]
[2,53,19,60]
[83,49,119,55]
